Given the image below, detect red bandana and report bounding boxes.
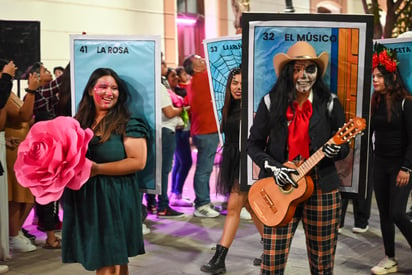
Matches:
[286,100,312,161]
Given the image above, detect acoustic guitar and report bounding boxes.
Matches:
[248,117,366,227]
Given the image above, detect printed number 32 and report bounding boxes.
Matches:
[262,32,275,40]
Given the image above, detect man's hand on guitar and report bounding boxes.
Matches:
[264,160,298,188]
[322,144,341,158]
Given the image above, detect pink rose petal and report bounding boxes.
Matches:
[14,116,93,205]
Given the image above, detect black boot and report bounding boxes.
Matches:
[200,244,228,274]
[253,253,263,266]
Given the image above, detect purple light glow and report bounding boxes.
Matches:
[176,17,197,25]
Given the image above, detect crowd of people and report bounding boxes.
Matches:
[0,39,411,275]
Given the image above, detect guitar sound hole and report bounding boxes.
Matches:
[279,184,293,194]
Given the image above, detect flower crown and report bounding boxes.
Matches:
[372,43,398,73]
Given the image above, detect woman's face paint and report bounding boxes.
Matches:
[91,75,119,110]
[293,60,318,94]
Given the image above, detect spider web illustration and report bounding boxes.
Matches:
[209,49,242,123]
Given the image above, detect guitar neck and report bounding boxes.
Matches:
[289,116,366,182]
[292,138,334,181]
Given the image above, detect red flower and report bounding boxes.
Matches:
[373,49,397,73]
[14,116,93,205]
[372,53,379,69]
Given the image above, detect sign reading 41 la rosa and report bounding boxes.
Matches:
[70,35,161,194]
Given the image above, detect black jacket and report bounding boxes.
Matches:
[0,73,12,108]
[247,92,349,192]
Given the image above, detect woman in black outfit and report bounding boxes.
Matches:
[200,67,263,274]
[370,43,412,275]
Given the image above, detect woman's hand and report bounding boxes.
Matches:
[3,61,17,78]
[396,170,410,186]
[6,136,21,149]
[27,72,41,91]
[90,161,98,178]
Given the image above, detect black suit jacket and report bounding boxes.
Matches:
[247,92,349,192]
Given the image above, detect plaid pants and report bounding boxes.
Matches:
[261,184,341,275]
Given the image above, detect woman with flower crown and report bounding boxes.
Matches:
[370,43,412,275]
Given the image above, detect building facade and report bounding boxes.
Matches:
[0,0,365,71]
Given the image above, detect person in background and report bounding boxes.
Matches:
[55,63,71,117]
[200,67,264,274]
[0,59,17,274]
[53,66,64,79]
[339,147,374,234]
[369,43,412,275]
[167,67,193,207]
[32,61,63,119]
[397,31,412,222]
[160,52,170,89]
[5,61,40,252]
[62,68,148,274]
[183,54,220,218]
[247,41,349,274]
[175,66,191,90]
[145,66,186,218]
[30,61,63,249]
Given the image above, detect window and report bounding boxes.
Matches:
[176,0,205,65]
[177,0,204,15]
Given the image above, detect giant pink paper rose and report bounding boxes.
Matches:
[14,116,94,205]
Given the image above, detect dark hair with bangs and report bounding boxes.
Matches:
[75,68,130,143]
[221,67,241,132]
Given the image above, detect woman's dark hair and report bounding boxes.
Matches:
[267,61,331,131]
[371,65,409,122]
[165,67,178,90]
[75,68,130,142]
[23,62,42,78]
[55,63,72,116]
[220,67,241,132]
[182,54,195,76]
[175,66,185,77]
[53,66,64,74]
[0,58,9,70]
[165,67,174,79]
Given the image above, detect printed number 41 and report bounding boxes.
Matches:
[80,46,88,53]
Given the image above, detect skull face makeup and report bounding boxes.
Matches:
[293,61,318,93]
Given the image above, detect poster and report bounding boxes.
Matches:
[374,36,412,93]
[240,14,374,196]
[204,35,242,144]
[70,35,161,193]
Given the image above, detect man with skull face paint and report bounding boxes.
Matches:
[247,41,349,274]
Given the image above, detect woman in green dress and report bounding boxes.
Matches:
[62,68,148,274]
